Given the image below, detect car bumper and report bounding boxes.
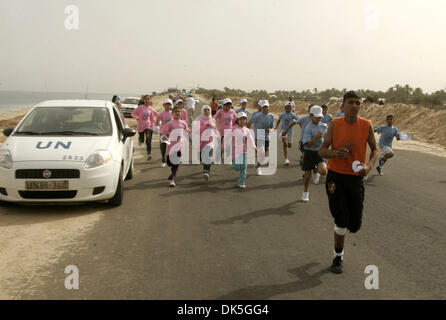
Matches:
[0,161,119,203]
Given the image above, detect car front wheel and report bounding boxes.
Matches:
[125,158,133,181]
[108,168,123,207]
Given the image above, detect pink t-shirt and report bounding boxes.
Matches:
[214,109,237,136]
[132,105,159,132]
[193,117,217,151]
[165,119,191,157]
[158,110,173,135]
[181,109,188,122]
[223,125,256,160]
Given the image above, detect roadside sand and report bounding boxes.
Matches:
[0,205,105,299]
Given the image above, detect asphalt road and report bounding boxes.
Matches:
[1,120,446,300]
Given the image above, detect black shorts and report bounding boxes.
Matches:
[302,150,324,171]
[325,170,365,233]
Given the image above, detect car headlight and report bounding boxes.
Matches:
[85,150,112,169]
[0,149,12,169]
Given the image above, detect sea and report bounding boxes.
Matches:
[0,91,140,112]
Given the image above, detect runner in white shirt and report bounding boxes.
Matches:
[185,93,197,127]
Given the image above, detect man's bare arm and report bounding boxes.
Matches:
[366,124,379,170]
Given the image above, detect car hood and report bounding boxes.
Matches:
[4,136,112,162]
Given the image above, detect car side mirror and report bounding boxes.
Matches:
[3,128,13,137]
[122,128,136,142]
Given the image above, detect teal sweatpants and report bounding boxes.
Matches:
[232,154,247,186]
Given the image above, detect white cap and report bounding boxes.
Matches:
[175,99,184,105]
[240,98,248,104]
[310,105,323,118]
[163,98,173,105]
[223,98,232,105]
[237,112,248,119]
[260,100,270,108]
[285,101,293,107]
[258,100,264,107]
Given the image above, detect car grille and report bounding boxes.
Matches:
[19,191,78,199]
[15,169,80,179]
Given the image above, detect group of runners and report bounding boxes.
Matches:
[129,91,402,273]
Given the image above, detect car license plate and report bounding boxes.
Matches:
[25,181,69,190]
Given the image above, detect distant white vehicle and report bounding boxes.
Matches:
[121,97,140,118]
[0,100,136,206]
[329,97,340,102]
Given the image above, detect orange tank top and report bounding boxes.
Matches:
[327,117,371,175]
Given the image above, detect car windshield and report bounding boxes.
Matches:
[14,107,113,136]
[122,98,139,105]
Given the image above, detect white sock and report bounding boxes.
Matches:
[334,250,344,260]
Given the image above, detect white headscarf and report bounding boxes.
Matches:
[199,105,212,119]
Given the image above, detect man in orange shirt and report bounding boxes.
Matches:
[319,91,379,274]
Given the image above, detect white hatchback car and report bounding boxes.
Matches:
[0,100,136,206]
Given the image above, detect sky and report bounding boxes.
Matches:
[1,0,446,94]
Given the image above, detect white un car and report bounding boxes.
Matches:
[0,100,136,206]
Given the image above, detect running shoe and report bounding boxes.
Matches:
[284,159,290,166]
[147,154,152,161]
[257,168,263,176]
[312,173,320,185]
[331,256,343,274]
[376,166,383,176]
[237,184,246,189]
[203,172,210,180]
[301,192,309,202]
[169,179,176,187]
[161,162,167,168]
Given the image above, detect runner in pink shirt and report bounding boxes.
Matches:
[162,106,191,187]
[223,112,256,189]
[156,98,173,167]
[193,105,218,180]
[214,98,237,156]
[174,99,189,123]
[131,95,159,161]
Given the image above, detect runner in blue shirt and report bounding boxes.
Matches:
[321,104,333,124]
[335,103,344,118]
[236,98,250,119]
[250,100,263,120]
[248,100,275,175]
[375,115,400,175]
[276,102,299,165]
[301,106,328,202]
[282,104,313,169]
